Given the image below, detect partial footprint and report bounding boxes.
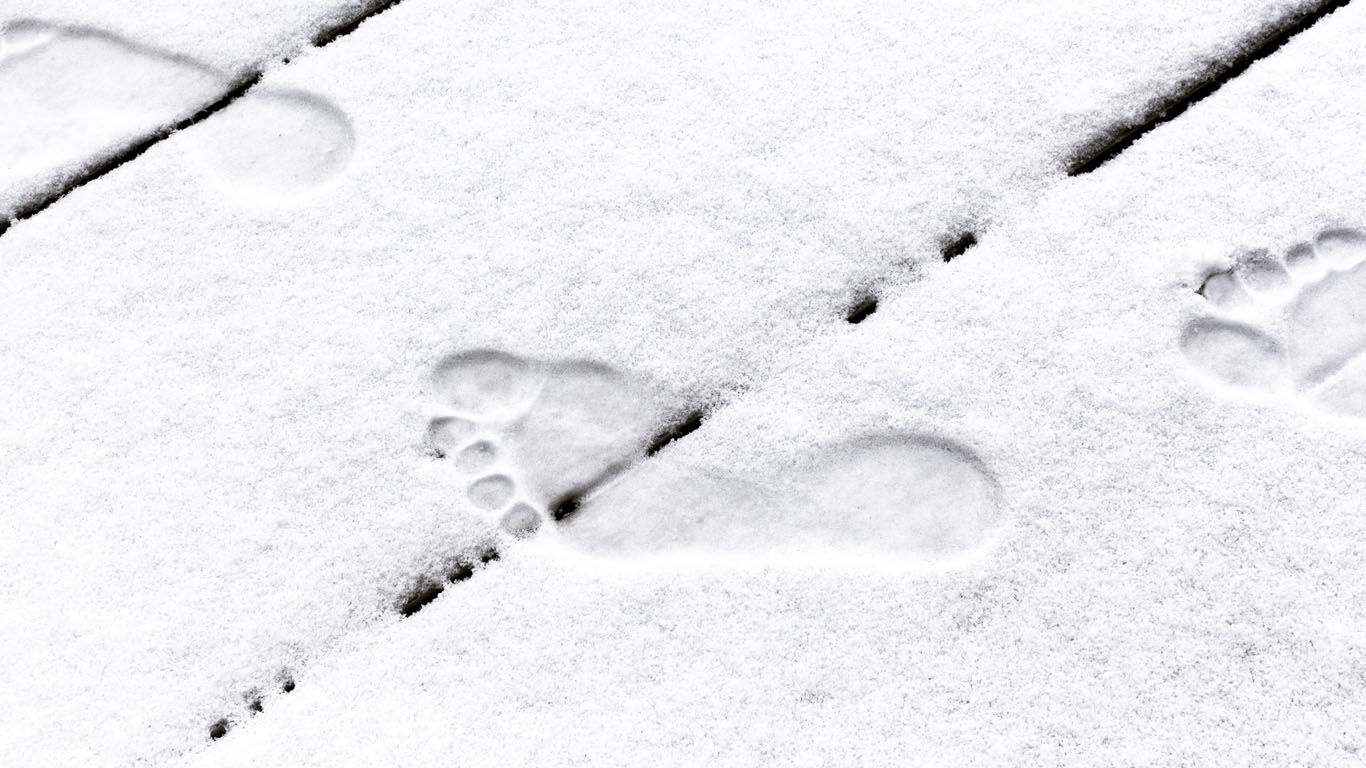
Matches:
[557,432,1002,560]
[1181,227,1366,418]
[188,89,355,198]
[425,350,669,538]
[0,20,228,218]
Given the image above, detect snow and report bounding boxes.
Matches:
[3,0,1366,765]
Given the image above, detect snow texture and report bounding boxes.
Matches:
[3,0,1366,766]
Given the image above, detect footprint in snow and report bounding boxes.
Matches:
[0,19,353,217]
[426,350,667,539]
[427,350,1002,560]
[189,89,355,199]
[1181,227,1366,418]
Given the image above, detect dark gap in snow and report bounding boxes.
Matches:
[646,409,707,456]
[311,0,409,47]
[549,458,635,522]
[208,719,229,740]
[550,491,585,522]
[447,562,475,582]
[941,233,977,262]
[0,0,412,237]
[3,71,262,230]
[281,679,295,693]
[845,294,879,324]
[1068,0,1353,175]
[246,695,263,714]
[397,580,445,617]
[397,546,500,617]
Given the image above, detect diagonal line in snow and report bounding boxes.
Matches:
[1068,0,1355,175]
[0,0,410,239]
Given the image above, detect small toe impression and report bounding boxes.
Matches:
[467,474,515,510]
[1284,242,1318,279]
[1235,249,1291,295]
[431,350,542,419]
[1313,228,1366,269]
[1180,318,1288,392]
[450,440,498,474]
[427,416,476,457]
[500,503,542,539]
[1198,269,1251,309]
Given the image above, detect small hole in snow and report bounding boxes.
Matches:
[281,679,295,693]
[941,233,977,262]
[209,719,229,740]
[247,697,263,714]
[845,295,878,324]
[551,491,584,521]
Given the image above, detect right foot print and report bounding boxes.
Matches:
[1181,227,1366,419]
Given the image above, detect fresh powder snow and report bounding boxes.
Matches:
[2,1,1365,766]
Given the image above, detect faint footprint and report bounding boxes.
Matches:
[188,89,355,198]
[0,20,228,219]
[0,20,353,220]
[557,432,1002,560]
[425,351,1002,561]
[1181,228,1366,418]
[425,350,668,538]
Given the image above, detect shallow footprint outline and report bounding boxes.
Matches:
[1181,227,1366,418]
[0,19,355,218]
[558,431,1003,561]
[425,349,1003,562]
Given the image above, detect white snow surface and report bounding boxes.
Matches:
[3,0,1366,765]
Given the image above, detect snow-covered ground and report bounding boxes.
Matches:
[2,1,1365,765]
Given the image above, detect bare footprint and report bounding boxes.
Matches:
[0,20,228,218]
[1181,227,1366,418]
[424,351,1002,562]
[557,432,1002,561]
[425,350,668,537]
[189,89,355,198]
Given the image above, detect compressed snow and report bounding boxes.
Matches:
[0,21,229,220]
[3,0,1365,765]
[0,0,386,223]
[176,3,1366,763]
